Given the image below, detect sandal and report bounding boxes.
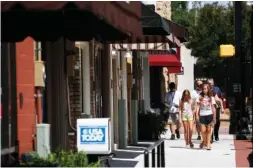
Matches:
[199,142,204,149]
[189,142,194,148]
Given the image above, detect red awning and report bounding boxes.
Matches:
[149,54,182,73]
[1,1,142,42]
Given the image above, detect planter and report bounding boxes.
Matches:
[138,111,166,141]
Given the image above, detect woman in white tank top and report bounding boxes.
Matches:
[179,89,195,148]
[196,83,216,150]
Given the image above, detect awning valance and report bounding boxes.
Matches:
[149,54,182,72]
[1,1,143,42]
[166,20,189,42]
[141,4,170,36]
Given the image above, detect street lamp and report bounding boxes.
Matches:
[234,1,250,140]
[247,4,253,167]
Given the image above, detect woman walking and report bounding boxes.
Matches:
[196,83,216,150]
[179,90,195,148]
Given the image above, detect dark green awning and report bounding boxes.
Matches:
[141,4,170,36]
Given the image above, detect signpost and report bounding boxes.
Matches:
[77,118,111,154]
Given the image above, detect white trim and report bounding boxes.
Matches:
[167,34,181,47]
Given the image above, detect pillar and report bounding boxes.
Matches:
[112,52,119,148]
[131,51,139,144]
[80,42,91,117]
[44,37,69,150]
[118,51,128,149]
[102,42,114,150]
[142,52,150,111]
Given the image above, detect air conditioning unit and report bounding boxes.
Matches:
[34,61,45,87]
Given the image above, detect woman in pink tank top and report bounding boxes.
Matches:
[179,89,195,148]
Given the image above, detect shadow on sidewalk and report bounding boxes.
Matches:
[110,143,154,168]
[110,150,141,167]
[169,146,202,150]
[110,160,138,167]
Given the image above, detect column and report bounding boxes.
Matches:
[131,51,138,145]
[102,42,114,150]
[142,52,151,111]
[45,37,68,150]
[80,42,91,117]
[112,52,119,149]
[118,51,128,149]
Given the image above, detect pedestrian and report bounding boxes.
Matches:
[164,82,181,140]
[211,92,224,142]
[191,80,203,140]
[179,89,195,148]
[207,79,224,142]
[196,83,216,150]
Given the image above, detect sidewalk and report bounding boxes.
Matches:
[163,134,236,167]
[109,129,252,167]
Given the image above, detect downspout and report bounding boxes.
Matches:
[64,37,76,131]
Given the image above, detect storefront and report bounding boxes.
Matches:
[1,1,142,164]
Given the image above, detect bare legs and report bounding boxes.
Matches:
[183,121,189,145]
[189,120,193,143]
[170,124,176,135]
[183,121,194,147]
[206,125,212,149]
[196,123,201,137]
[200,125,207,148]
[200,125,212,149]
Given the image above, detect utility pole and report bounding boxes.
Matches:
[247,4,253,167]
[235,1,250,139]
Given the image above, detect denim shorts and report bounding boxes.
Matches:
[199,114,213,126]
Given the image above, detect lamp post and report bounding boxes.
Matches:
[247,4,253,167]
[235,1,251,140]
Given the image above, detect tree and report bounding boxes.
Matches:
[171,1,193,28]
[171,1,251,77]
[186,2,251,76]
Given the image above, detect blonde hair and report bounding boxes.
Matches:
[181,89,191,102]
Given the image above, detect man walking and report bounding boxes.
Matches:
[208,78,224,142]
[191,80,203,140]
[165,82,181,140]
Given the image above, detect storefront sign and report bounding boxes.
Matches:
[77,118,111,154]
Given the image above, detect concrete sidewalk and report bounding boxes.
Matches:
[110,134,237,167]
[164,134,236,167]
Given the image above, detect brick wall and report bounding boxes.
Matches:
[89,43,96,117]
[155,1,171,20]
[67,50,82,150]
[67,42,99,150]
[16,37,36,154]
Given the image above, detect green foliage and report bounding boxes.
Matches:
[171,1,252,75]
[21,150,100,167]
[138,111,167,140]
[171,1,194,28]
